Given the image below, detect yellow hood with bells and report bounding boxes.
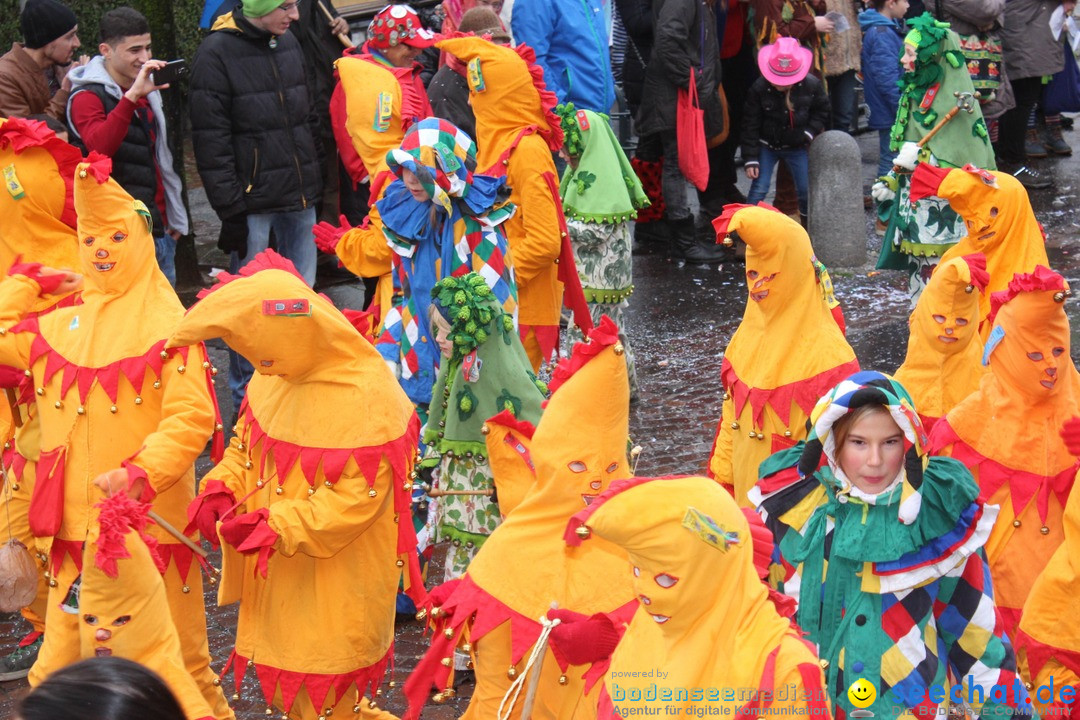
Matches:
[466,317,635,618]
[167,251,414,448]
[80,493,215,720]
[435,36,563,171]
[334,54,405,192]
[718,205,856,389]
[39,156,182,367]
[566,476,824,717]
[895,254,988,425]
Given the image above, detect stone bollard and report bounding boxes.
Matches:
[808,130,866,268]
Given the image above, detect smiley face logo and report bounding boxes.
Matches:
[848,679,877,709]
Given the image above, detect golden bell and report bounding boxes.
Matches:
[440,657,452,667]
[416,608,428,621]
[507,666,517,679]
[558,675,569,685]
[1041,526,1050,535]
[444,628,455,639]
[722,235,734,247]
[965,284,975,294]
[368,488,378,497]
[574,525,591,539]
[432,692,446,704]
[1054,291,1067,303]
[134,396,142,405]
[481,424,490,435]
[443,689,457,699]
[613,342,625,356]
[182,585,191,594]
[177,365,186,374]
[1012,519,1021,528]
[212,677,222,687]
[109,405,118,414]
[395,559,404,568]
[819,659,829,670]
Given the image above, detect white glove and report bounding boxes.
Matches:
[871,180,896,203]
[892,141,921,171]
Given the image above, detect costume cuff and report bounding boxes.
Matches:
[121,460,154,503]
[908,163,951,204]
[7,263,65,295]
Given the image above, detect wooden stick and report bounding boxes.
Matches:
[317,0,354,48]
[426,488,494,498]
[148,510,220,575]
[5,389,21,429]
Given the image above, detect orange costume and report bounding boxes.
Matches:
[564,476,829,719]
[910,163,1050,339]
[928,266,1080,640]
[436,35,588,370]
[169,252,422,720]
[0,117,83,651]
[0,156,230,718]
[893,253,989,433]
[81,493,216,720]
[708,205,858,506]
[405,317,637,720]
[326,45,433,323]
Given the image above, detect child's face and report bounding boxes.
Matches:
[558,147,580,170]
[431,312,453,358]
[883,0,909,20]
[901,43,918,72]
[402,168,431,202]
[836,409,906,494]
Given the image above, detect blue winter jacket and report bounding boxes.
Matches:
[511,0,615,114]
[858,9,905,130]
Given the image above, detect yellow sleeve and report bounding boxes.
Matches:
[709,395,736,488]
[127,344,215,495]
[507,145,563,284]
[335,205,394,279]
[200,433,251,500]
[0,275,49,369]
[266,458,395,559]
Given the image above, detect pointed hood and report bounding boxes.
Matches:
[566,476,816,717]
[80,493,215,720]
[465,316,635,617]
[713,205,857,390]
[894,254,988,426]
[435,35,563,171]
[481,410,539,518]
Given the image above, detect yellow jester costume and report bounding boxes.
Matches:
[169,251,422,720]
[708,205,858,506]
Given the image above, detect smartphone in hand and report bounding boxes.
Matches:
[151,59,187,86]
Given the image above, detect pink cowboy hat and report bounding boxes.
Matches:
[757,37,813,85]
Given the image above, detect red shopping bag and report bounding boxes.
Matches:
[677,67,710,192]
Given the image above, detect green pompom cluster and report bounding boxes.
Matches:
[432,273,502,363]
[554,103,586,158]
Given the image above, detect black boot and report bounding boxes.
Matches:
[671,216,726,264]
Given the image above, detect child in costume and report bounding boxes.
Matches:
[0,156,230,719]
[0,117,83,677]
[404,318,638,720]
[872,14,996,304]
[425,272,546,579]
[173,251,421,720]
[893,253,988,432]
[708,204,858,507]
[755,371,1029,719]
[436,35,593,371]
[907,162,1050,339]
[928,267,1080,641]
[563,476,829,719]
[555,104,648,399]
[742,38,831,223]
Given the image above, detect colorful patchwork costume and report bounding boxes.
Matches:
[171,251,422,720]
[708,204,858,507]
[405,318,637,720]
[893,253,988,433]
[928,267,1080,641]
[564,475,829,719]
[756,372,1029,719]
[555,104,648,399]
[424,273,546,579]
[0,156,229,718]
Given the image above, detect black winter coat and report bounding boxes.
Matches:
[635,0,724,137]
[189,11,322,220]
[740,75,830,161]
[615,0,654,113]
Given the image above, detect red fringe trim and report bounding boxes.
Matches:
[49,537,83,575]
[485,409,537,439]
[0,118,83,230]
[720,356,861,428]
[548,315,620,393]
[988,265,1066,325]
[710,202,783,243]
[520,323,560,367]
[1015,626,1080,687]
[930,421,1075,525]
[908,162,951,204]
[512,43,565,151]
[222,643,393,713]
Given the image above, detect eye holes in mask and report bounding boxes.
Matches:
[111,232,127,243]
[568,461,587,473]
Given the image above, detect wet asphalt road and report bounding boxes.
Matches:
[1,129,1080,718]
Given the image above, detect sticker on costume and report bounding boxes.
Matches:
[435,143,460,173]
[681,507,739,551]
[576,110,590,131]
[69,316,79,331]
[373,92,393,133]
[60,574,81,614]
[919,83,940,111]
[4,164,25,200]
[982,324,1005,365]
[468,58,485,92]
[503,432,534,471]
[462,350,482,382]
[263,299,311,316]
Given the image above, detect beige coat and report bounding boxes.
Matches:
[823,0,862,76]
[0,43,70,121]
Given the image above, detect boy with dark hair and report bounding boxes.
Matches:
[859,0,909,179]
[65,6,188,286]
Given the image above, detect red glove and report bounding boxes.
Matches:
[547,608,620,666]
[185,479,236,548]
[312,214,351,255]
[8,261,67,295]
[428,578,462,609]
[219,508,275,552]
[1061,417,1080,457]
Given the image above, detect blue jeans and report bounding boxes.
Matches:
[154,234,176,287]
[877,129,893,179]
[227,207,317,410]
[746,146,810,216]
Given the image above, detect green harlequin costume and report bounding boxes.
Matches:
[424,273,548,579]
[876,14,996,306]
[556,105,648,399]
